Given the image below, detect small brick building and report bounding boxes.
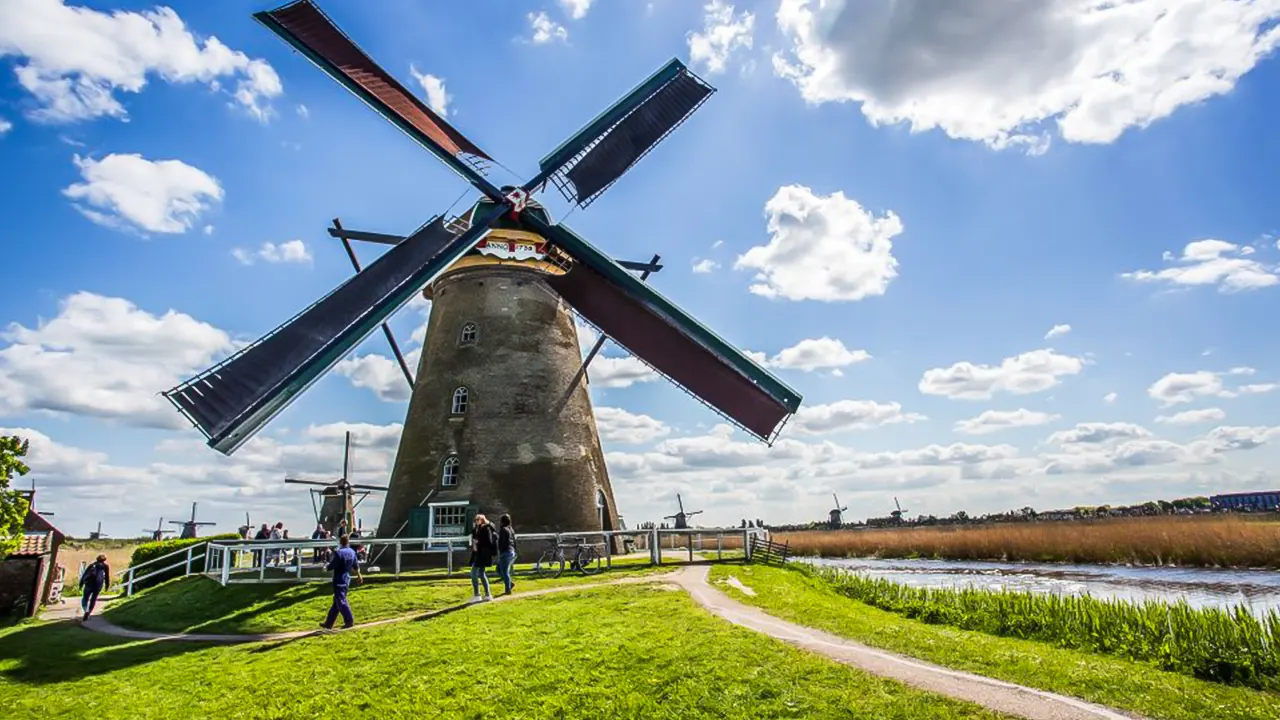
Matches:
[0,493,65,618]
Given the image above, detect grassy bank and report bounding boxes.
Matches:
[3,584,1003,719]
[103,562,669,635]
[709,565,1280,720]
[777,515,1280,567]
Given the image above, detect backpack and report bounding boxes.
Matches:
[81,562,106,589]
[480,525,498,555]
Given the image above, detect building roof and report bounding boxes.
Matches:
[12,531,54,557]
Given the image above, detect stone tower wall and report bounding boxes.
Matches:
[376,263,620,543]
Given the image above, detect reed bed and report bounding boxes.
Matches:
[806,564,1280,689]
[778,516,1280,568]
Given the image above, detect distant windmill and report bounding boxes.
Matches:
[663,494,703,530]
[170,502,217,539]
[285,431,389,535]
[88,521,107,540]
[890,496,909,525]
[829,493,848,529]
[143,517,175,541]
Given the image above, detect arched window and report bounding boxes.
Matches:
[441,457,460,487]
[596,489,607,529]
[451,387,468,414]
[459,323,478,344]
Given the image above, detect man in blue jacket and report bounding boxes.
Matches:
[321,534,362,630]
[79,554,110,621]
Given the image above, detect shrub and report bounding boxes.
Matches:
[126,534,241,590]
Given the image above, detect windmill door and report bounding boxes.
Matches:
[408,508,431,539]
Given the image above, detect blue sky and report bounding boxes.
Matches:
[2,0,1279,537]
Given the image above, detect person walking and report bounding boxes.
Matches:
[321,534,362,630]
[310,523,325,563]
[79,554,110,621]
[469,514,497,602]
[496,514,517,595]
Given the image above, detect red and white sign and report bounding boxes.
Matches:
[504,187,529,214]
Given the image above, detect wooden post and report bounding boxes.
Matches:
[688,533,694,563]
[220,547,231,586]
[716,533,723,560]
[395,543,402,579]
[125,567,135,596]
[184,545,194,575]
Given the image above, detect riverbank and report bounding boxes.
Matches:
[777,515,1280,568]
[709,564,1280,720]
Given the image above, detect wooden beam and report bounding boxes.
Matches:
[332,218,415,389]
[326,227,404,245]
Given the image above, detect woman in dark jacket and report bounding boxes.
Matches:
[469,513,497,601]
[496,514,517,595]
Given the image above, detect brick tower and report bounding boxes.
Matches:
[375,199,620,544]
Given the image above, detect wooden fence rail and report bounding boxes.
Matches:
[749,536,789,567]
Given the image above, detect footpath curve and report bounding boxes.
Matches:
[676,566,1141,720]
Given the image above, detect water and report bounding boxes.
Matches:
[808,556,1280,616]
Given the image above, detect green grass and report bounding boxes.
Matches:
[103,562,668,635]
[709,565,1280,720]
[804,563,1280,689]
[2,584,1005,719]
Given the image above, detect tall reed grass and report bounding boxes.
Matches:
[778,516,1280,567]
[805,564,1280,689]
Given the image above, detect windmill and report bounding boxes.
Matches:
[829,493,848,529]
[285,431,388,535]
[170,502,216,539]
[88,521,107,540]
[890,497,909,525]
[663,495,703,530]
[143,517,175,541]
[162,0,802,544]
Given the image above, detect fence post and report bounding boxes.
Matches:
[652,528,661,566]
[220,547,231,586]
[447,543,454,576]
[717,533,723,560]
[184,545,194,576]
[688,533,694,563]
[125,567,135,597]
[604,531,612,570]
[395,543,402,579]
[744,531,752,562]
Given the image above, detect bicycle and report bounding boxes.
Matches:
[534,535,602,578]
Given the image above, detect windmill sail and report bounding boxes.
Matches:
[255,1,491,171]
[166,208,503,454]
[531,218,801,442]
[539,59,713,208]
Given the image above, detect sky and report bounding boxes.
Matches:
[1,0,1279,538]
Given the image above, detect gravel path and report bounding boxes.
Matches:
[676,566,1141,720]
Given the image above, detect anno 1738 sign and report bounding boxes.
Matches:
[475,235,548,262]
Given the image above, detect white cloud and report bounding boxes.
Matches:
[409,65,449,116]
[595,407,669,444]
[772,0,1280,153]
[691,258,720,274]
[954,409,1059,436]
[711,239,724,249]
[792,400,925,435]
[1103,392,1118,405]
[559,0,594,20]
[919,349,1085,400]
[1156,407,1226,426]
[0,117,11,135]
[335,349,420,403]
[1044,323,1071,340]
[296,103,309,119]
[0,292,233,428]
[1147,369,1242,405]
[1239,383,1279,395]
[687,0,754,75]
[63,153,222,234]
[764,337,869,372]
[735,185,904,302]
[528,11,568,44]
[232,240,313,265]
[1047,422,1152,446]
[202,224,214,236]
[0,0,282,124]
[1122,239,1279,292]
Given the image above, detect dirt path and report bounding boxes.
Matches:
[70,572,670,644]
[675,566,1140,720]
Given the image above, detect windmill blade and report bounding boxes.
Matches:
[536,58,714,208]
[285,478,336,487]
[165,206,504,454]
[529,218,801,442]
[350,483,391,491]
[254,1,499,195]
